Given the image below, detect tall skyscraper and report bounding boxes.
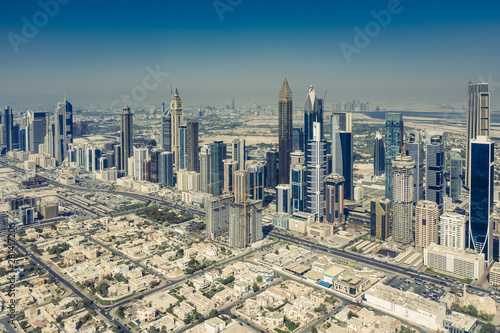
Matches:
[27,110,47,154]
[450,152,462,202]
[161,108,172,152]
[304,86,320,143]
[370,197,391,240]
[440,211,466,250]
[406,130,424,204]
[171,88,183,170]
[466,82,490,188]
[469,136,494,264]
[373,131,385,176]
[306,122,326,221]
[415,200,439,251]
[149,148,162,183]
[120,106,133,175]
[159,151,174,187]
[179,125,187,170]
[278,77,293,185]
[265,150,279,188]
[292,128,304,152]
[331,112,353,200]
[186,119,199,172]
[206,194,233,241]
[324,173,345,227]
[276,184,291,214]
[385,113,404,201]
[290,164,307,213]
[234,169,248,203]
[200,144,211,193]
[246,161,266,201]
[133,147,149,181]
[54,100,73,164]
[425,131,445,212]
[209,141,226,196]
[2,106,13,152]
[392,155,414,244]
[232,137,245,171]
[229,200,263,248]
[290,150,305,167]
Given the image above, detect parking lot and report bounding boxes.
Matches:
[385,276,446,301]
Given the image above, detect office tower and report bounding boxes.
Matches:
[469,136,494,263]
[373,132,385,176]
[304,86,320,144]
[209,141,226,196]
[306,122,327,221]
[229,200,263,248]
[290,164,307,213]
[231,98,235,110]
[0,212,8,231]
[278,77,293,185]
[2,106,13,152]
[177,170,200,192]
[370,198,391,240]
[19,205,35,225]
[246,161,265,200]
[425,131,445,211]
[161,108,172,152]
[331,112,353,200]
[440,211,466,250]
[200,144,211,193]
[42,123,55,157]
[276,184,291,213]
[186,119,199,172]
[392,155,415,244]
[265,150,279,188]
[466,82,490,187]
[11,124,19,150]
[179,125,187,170]
[142,159,151,181]
[206,194,233,241]
[114,145,122,171]
[149,148,162,183]
[234,170,248,202]
[85,146,102,172]
[171,88,183,170]
[415,200,439,251]
[405,130,424,205]
[54,100,73,164]
[292,128,304,152]
[28,110,47,154]
[19,127,27,151]
[223,159,237,193]
[385,113,404,201]
[120,106,134,175]
[99,156,109,170]
[159,151,174,187]
[290,150,305,167]
[232,137,245,170]
[133,147,149,181]
[450,152,462,202]
[324,173,345,227]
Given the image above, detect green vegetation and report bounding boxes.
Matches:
[187,222,206,233]
[252,282,260,292]
[48,242,70,255]
[347,311,358,320]
[325,296,337,305]
[116,306,126,319]
[451,303,493,322]
[274,329,288,333]
[114,273,128,283]
[184,259,215,274]
[400,326,414,333]
[284,317,300,331]
[425,268,473,284]
[256,275,263,283]
[219,275,235,285]
[114,200,151,213]
[139,207,192,225]
[480,323,498,333]
[96,282,109,296]
[183,310,204,325]
[314,303,327,313]
[202,286,224,299]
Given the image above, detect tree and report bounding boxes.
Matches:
[275,250,279,255]
[209,309,219,317]
[252,282,260,292]
[480,323,497,333]
[311,326,318,333]
[256,275,263,283]
[325,296,337,305]
[347,311,358,320]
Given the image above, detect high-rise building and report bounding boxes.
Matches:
[200,144,211,193]
[265,150,279,188]
[120,106,134,175]
[246,161,265,201]
[161,108,172,152]
[149,148,162,183]
[292,128,304,152]
[290,150,305,167]
[229,200,263,248]
[232,137,245,171]
[392,155,415,244]
[331,112,353,200]
[179,125,187,170]
[425,131,445,212]
[234,169,248,203]
[440,211,466,250]
[406,130,424,204]
[469,136,494,264]
[159,151,174,187]
[385,113,404,201]
[54,100,73,164]
[133,148,149,181]
[450,152,462,202]
[278,77,293,185]
[209,141,226,196]
[2,106,13,152]
[85,146,101,172]
[374,131,385,176]
[370,198,391,240]
[28,110,47,154]
[171,88,183,170]
[19,205,35,225]
[304,86,320,144]
[415,200,439,251]
[306,122,326,221]
[206,194,233,241]
[276,184,291,214]
[223,159,237,193]
[290,164,307,213]
[466,82,490,188]
[186,119,199,172]
[0,212,8,231]
[324,173,345,227]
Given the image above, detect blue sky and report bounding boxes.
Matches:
[0,0,499,109]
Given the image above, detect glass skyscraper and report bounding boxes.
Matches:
[290,164,306,213]
[450,152,462,202]
[373,132,385,177]
[278,77,293,185]
[306,122,326,220]
[385,113,404,201]
[406,130,424,204]
[331,112,353,200]
[209,141,227,196]
[425,131,445,212]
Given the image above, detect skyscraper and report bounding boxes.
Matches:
[292,128,304,152]
[229,200,263,248]
[306,122,326,221]
[186,119,199,172]
[373,131,385,176]
[385,113,404,201]
[440,211,466,250]
[246,161,266,200]
[466,82,490,188]
[27,110,47,154]
[324,173,345,227]
[120,106,133,175]
[331,112,353,200]
[406,130,424,204]
[370,197,391,240]
[425,131,445,212]
[206,194,233,241]
[290,164,307,213]
[278,77,293,185]
[469,136,494,264]
[415,200,439,251]
[392,155,414,244]
[171,88,183,170]
[200,144,211,193]
[265,150,279,188]
[54,100,73,164]
[304,86,320,143]
[232,137,245,171]
[133,147,149,181]
[450,152,462,202]
[290,150,305,167]
[223,159,237,193]
[234,169,248,203]
[179,125,187,170]
[161,108,172,152]
[209,141,226,196]
[159,151,174,187]
[276,184,291,214]
[2,106,13,152]
[149,148,162,183]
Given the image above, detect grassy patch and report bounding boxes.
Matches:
[274,329,288,333]
[129,321,137,327]
[425,268,473,284]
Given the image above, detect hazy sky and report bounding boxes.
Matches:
[1,0,499,110]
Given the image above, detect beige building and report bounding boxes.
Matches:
[490,262,500,286]
[423,243,485,280]
[289,211,315,234]
[307,222,333,240]
[415,200,439,251]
